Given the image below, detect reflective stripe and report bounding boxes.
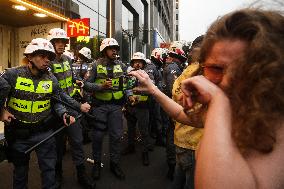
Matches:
[53,64,64,73]
[63,61,71,71]
[15,77,34,92]
[58,79,67,88]
[32,100,51,113]
[8,97,51,113]
[36,81,53,93]
[113,65,123,73]
[97,65,107,74]
[8,97,32,113]
[94,64,124,101]
[70,88,80,97]
[94,78,123,100]
[113,91,123,99]
[58,76,73,89]
[133,95,148,102]
[53,61,70,73]
[66,76,73,87]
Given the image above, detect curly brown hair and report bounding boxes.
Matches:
[200,9,284,155]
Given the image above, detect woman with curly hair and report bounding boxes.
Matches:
[130,8,284,189]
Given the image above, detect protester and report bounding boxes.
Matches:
[171,35,204,189]
[130,8,284,189]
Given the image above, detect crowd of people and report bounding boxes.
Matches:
[0,7,284,189]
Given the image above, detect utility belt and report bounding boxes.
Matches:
[92,97,125,106]
[5,116,57,141]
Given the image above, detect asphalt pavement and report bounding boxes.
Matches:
[0,132,172,189]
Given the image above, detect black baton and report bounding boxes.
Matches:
[24,114,82,154]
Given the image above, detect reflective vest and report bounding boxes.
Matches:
[52,57,76,97]
[7,69,53,123]
[133,94,148,102]
[94,62,124,101]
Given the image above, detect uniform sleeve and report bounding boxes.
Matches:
[67,57,80,82]
[165,64,181,97]
[0,75,11,109]
[60,91,81,110]
[144,65,155,84]
[83,63,103,92]
[51,76,68,118]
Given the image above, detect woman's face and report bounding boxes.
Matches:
[203,39,247,89]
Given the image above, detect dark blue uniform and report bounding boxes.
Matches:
[162,62,182,180]
[2,66,67,189]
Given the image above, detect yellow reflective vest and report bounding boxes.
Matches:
[51,55,77,97]
[6,68,53,123]
[94,61,124,101]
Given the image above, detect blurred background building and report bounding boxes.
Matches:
[0,0,179,68]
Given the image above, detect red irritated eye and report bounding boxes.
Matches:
[204,65,224,75]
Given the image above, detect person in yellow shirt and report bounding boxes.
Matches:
[171,36,204,189]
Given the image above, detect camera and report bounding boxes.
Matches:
[119,75,138,90]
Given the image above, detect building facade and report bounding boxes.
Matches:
[0,0,69,70]
[0,0,177,69]
[172,0,180,41]
[149,0,178,54]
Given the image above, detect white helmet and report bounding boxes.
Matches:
[100,38,119,52]
[24,38,55,60]
[130,52,146,65]
[151,48,168,64]
[169,41,184,51]
[47,28,69,42]
[145,59,151,65]
[79,47,92,60]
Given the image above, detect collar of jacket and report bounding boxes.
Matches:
[97,57,120,66]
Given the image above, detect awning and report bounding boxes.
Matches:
[0,0,68,27]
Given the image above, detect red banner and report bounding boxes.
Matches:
[67,18,90,37]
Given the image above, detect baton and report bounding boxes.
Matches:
[51,96,97,120]
[24,114,82,154]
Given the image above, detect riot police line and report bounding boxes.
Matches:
[0,28,189,189]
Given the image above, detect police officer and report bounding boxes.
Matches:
[82,38,130,180]
[147,48,167,146]
[162,48,183,180]
[0,38,75,189]
[47,28,94,189]
[72,47,93,81]
[122,52,152,166]
[167,47,187,72]
[72,47,93,144]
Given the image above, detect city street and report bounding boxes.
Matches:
[0,133,172,189]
